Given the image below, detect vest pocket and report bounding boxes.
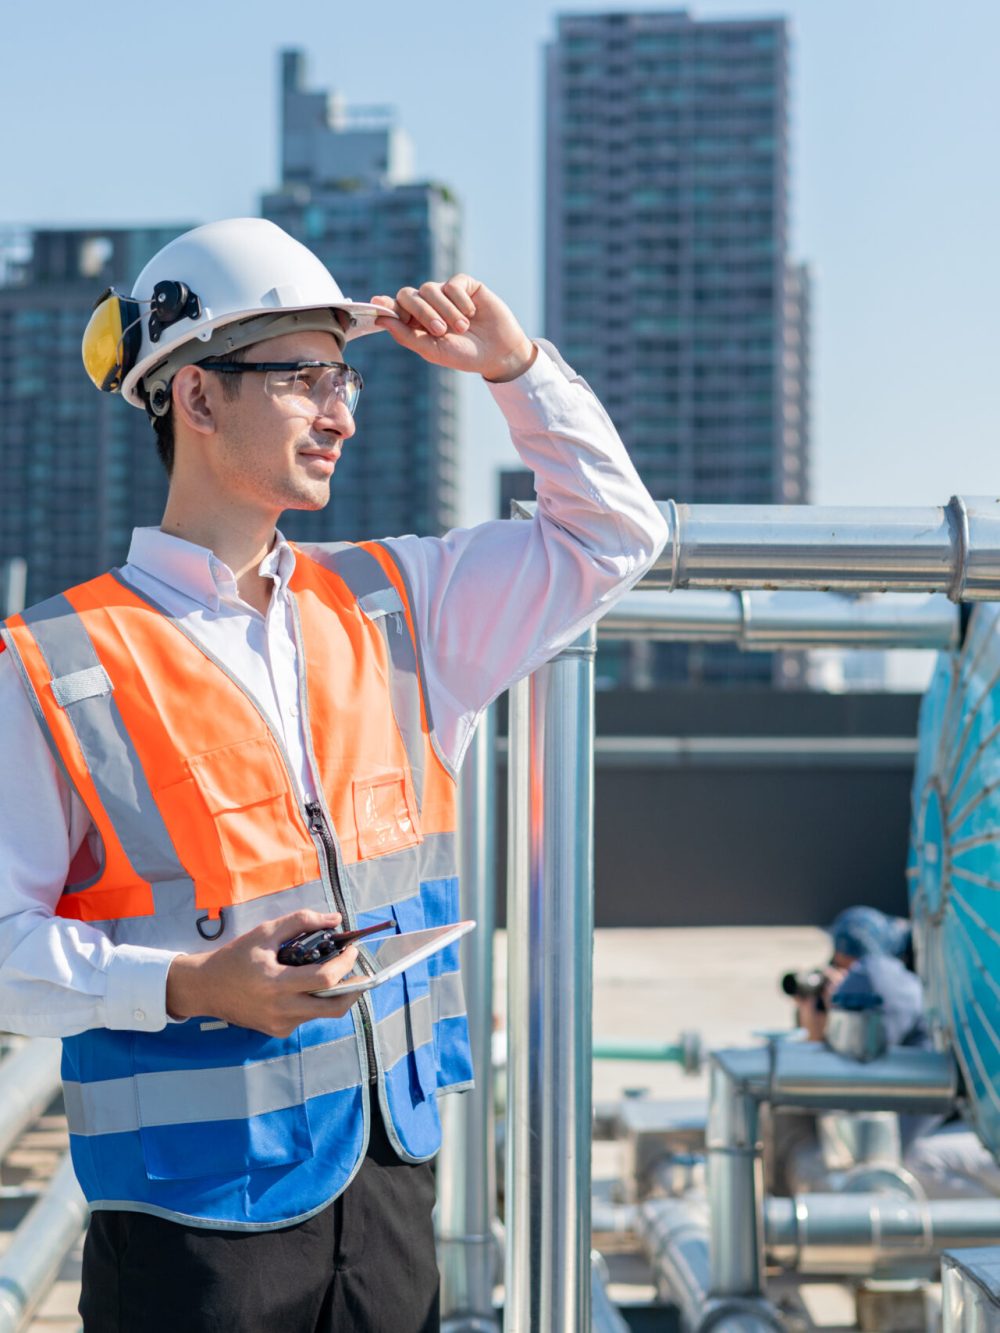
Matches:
[353,768,422,860]
[179,735,310,905]
[131,1025,315,1182]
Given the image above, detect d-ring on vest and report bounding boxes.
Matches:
[0,542,473,1230]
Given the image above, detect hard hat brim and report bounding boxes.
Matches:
[121,300,398,408]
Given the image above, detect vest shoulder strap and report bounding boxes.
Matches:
[298,542,429,805]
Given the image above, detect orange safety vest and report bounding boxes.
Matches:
[1,542,472,1228]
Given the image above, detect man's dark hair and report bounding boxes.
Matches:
[149,346,248,478]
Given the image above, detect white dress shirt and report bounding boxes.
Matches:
[0,340,667,1039]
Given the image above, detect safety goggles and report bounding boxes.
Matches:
[201,360,364,417]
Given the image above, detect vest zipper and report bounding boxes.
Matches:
[305,800,379,1085]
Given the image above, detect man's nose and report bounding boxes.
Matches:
[314,400,356,439]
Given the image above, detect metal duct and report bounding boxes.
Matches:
[599,590,958,649]
[0,1038,62,1161]
[438,710,501,1333]
[510,496,1000,598]
[644,497,1000,598]
[0,1153,88,1332]
[707,1043,957,1305]
[766,1193,1000,1276]
[942,1247,1000,1330]
[590,1253,632,1333]
[636,1196,783,1332]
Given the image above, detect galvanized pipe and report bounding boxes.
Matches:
[511,496,1000,597]
[0,1038,62,1161]
[600,590,958,649]
[707,1044,957,1305]
[644,496,1000,598]
[707,1054,767,1299]
[766,1193,1000,1277]
[590,1253,632,1333]
[438,708,501,1333]
[505,627,596,1333]
[636,1196,783,1332]
[769,1043,957,1112]
[0,1153,88,1333]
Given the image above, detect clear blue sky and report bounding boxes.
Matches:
[2,1,998,524]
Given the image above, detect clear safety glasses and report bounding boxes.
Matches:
[201,360,364,417]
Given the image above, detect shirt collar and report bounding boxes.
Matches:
[126,527,298,613]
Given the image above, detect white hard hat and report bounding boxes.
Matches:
[82,218,392,413]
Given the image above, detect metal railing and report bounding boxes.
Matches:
[498,496,999,1331]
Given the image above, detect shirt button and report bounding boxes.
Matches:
[133,1009,146,1022]
[288,702,299,717]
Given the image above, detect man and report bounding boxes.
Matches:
[0,218,667,1331]
[796,905,925,1046]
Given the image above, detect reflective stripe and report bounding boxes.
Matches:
[321,546,426,809]
[420,832,457,884]
[64,1031,361,1137]
[345,833,457,915]
[375,541,457,783]
[88,879,330,952]
[51,664,113,707]
[376,992,434,1072]
[431,969,466,1024]
[22,595,191,898]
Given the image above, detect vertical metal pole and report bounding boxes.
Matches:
[506,627,596,1333]
[438,708,501,1332]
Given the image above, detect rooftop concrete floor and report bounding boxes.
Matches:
[496,924,830,1104]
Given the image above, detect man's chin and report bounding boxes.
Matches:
[283,482,333,513]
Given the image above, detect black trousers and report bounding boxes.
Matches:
[79,1101,440,1333]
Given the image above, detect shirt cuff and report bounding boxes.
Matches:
[103,946,179,1031]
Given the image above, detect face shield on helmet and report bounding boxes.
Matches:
[80,218,395,415]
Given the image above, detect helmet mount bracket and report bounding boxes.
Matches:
[148,280,202,344]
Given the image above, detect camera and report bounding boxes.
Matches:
[780,968,828,1009]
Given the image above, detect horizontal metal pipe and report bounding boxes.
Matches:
[0,1038,62,1161]
[599,591,958,649]
[498,736,918,770]
[593,1039,684,1063]
[510,496,1000,599]
[768,1044,957,1113]
[711,1044,956,1115]
[0,1153,89,1333]
[766,1193,1000,1276]
[592,1198,638,1235]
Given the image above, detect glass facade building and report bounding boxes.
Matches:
[545,11,811,685]
[0,227,184,606]
[261,51,462,542]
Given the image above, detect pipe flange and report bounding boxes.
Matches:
[697,1296,785,1331]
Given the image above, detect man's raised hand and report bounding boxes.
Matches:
[371,275,537,383]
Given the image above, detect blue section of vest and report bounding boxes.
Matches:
[62,872,473,1228]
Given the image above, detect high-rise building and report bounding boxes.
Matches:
[0,226,185,606]
[545,11,811,685]
[262,50,462,542]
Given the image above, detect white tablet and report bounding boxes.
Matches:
[311,920,476,997]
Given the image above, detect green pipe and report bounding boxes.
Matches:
[592,1040,686,1063]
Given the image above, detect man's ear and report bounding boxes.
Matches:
[171,365,217,436]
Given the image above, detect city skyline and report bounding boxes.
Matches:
[2,1,998,530]
[544,10,806,686]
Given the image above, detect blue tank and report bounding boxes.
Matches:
[910,603,1000,1155]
